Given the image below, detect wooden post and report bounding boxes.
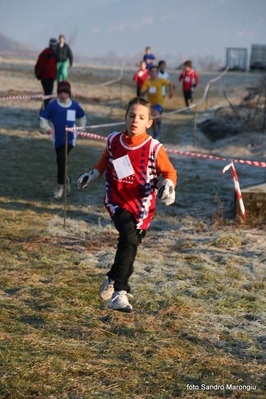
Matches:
[64,127,68,229]
[193,105,198,148]
[205,88,209,111]
[263,81,266,130]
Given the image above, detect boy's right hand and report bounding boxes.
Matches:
[77,169,100,189]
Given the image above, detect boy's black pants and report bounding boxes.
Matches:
[107,208,146,292]
[55,143,73,184]
[183,90,193,107]
[41,78,55,109]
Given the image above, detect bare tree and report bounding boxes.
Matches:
[53,23,78,46]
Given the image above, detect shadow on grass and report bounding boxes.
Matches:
[0,106,41,131]
[0,199,111,225]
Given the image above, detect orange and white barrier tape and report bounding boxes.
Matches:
[0,75,122,101]
[66,121,125,131]
[77,132,107,141]
[66,129,266,223]
[222,162,246,221]
[0,93,56,101]
[67,128,266,171]
[166,149,266,168]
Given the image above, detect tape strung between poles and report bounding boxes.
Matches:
[65,68,230,131]
[0,75,124,101]
[0,64,248,221]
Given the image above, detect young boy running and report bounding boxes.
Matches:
[158,60,171,98]
[40,80,86,199]
[133,60,148,97]
[141,66,174,139]
[77,97,177,313]
[179,60,199,110]
[143,46,156,70]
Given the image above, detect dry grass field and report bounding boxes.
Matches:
[0,57,266,398]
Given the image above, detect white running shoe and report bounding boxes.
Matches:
[99,278,115,300]
[54,177,71,199]
[108,290,133,313]
[54,184,64,199]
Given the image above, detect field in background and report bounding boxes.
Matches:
[0,58,266,398]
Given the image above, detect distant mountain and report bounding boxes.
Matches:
[1,0,265,67]
[0,32,36,52]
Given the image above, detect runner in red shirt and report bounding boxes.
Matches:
[133,60,149,96]
[179,60,199,110]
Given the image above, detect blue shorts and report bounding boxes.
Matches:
[153,104,163,114]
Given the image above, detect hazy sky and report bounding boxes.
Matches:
[0,0,266,64]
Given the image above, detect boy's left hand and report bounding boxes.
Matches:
[158,179,175,206]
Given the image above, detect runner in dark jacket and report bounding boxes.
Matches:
[55,35,73,82]
[35,38,58,109]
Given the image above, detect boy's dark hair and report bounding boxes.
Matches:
[158,60,166,68]
[125,97,152,118]
[150,65,159,72]
[57,80,71,96]
[184,60,192,68]
[145,46,151,51]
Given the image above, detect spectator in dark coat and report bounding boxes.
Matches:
[55,35,73,82]
[35,38,58,109]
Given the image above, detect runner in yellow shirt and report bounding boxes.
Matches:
[141,65,174,138]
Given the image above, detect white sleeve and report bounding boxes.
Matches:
[39,117,51,133]
[76,115,87,127]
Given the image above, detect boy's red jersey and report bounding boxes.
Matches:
[179,69,199,91]
[104,131,161,229]
[133,69,149,88]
